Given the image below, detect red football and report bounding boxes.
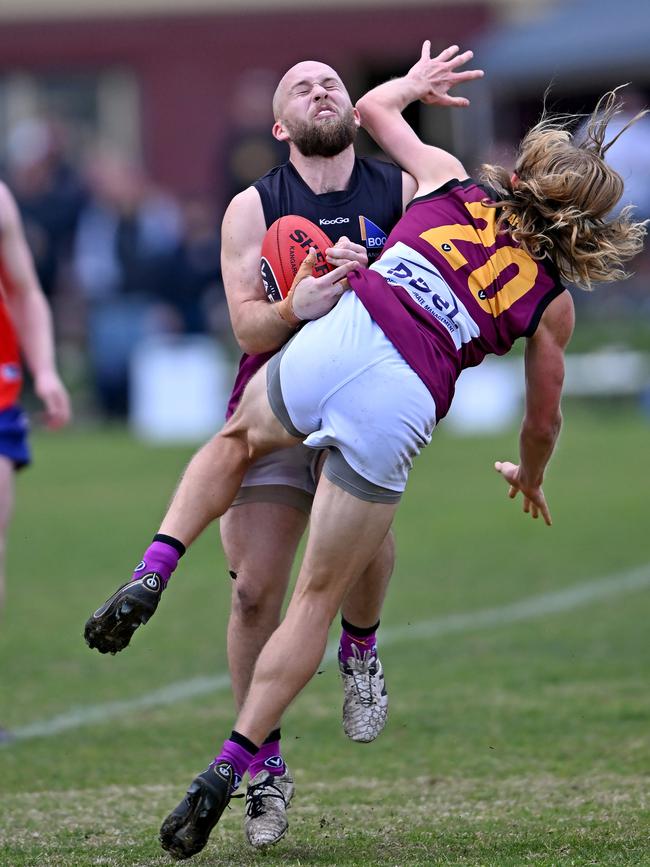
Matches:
[260,215,333,302]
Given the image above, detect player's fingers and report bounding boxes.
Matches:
[47,412,67,430]
[331,278,350,299]
[297,248,317,272]
[326,249,365,266]
[327,238,365,257]
[437,96,470,108]
[436,45,459,62]
[496,461,511,483]
[290,249,317,290]
[326,257,362,270]
[335,238,365,253]
[448,49,474,69]
[41,405,61,430]
[57,393,72,426]
[495,460,518,485]
[421,39,431,60]
[523,497,530,514]
[323,260,357,285]
[49,395,68,425]
[47,392,70,428]
[530,490,552,526]
[453,69,485,83]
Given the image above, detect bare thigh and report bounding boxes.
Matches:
[224,362,302,459]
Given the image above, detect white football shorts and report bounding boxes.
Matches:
[267,291,437,501]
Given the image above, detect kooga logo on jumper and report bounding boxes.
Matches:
[319,216,350,225]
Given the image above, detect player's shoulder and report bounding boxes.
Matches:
[538,284,574,343]
[224,185,263,219]
[253,161,290,188]
[356,155,401,178]
[354,156,404,209]
[407,176,484,210]
[221,186,265,244]
[252,161,295,214]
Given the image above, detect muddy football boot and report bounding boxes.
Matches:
[84,572,163,655]
[244,768,294,848]
[340,645,388,743]
[159,761,234,860]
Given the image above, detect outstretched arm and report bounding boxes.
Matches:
[495,291,575,526]
[356,41,483,195]
[0,183,70,429]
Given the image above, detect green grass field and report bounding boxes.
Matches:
[1,406,649,866]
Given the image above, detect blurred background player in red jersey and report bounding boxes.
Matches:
[0,181,71,640]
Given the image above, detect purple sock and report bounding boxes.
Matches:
[131,540,181,589]
[213,735,258,792]
[248,738,286,780]
[339,627,377,663]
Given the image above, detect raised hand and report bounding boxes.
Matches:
[34,369,71,430]
[494,460,552,527]
[407,41,484,108]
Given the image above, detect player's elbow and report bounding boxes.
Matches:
[234,329,277,356]
[355,94,371,117]
[355,94,384,130]
[229,315,264,354]
[232,330,258,355]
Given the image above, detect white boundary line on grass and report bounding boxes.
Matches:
[9,562,650,742]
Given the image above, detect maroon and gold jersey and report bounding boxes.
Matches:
[348,178,565,420]
[0,288,21,412]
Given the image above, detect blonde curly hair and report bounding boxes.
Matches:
[480,89,648,290]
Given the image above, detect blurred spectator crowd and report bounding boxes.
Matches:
[3,117,228,419]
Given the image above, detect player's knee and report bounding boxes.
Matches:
[232,585,262,623]
[231,578,278,626]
